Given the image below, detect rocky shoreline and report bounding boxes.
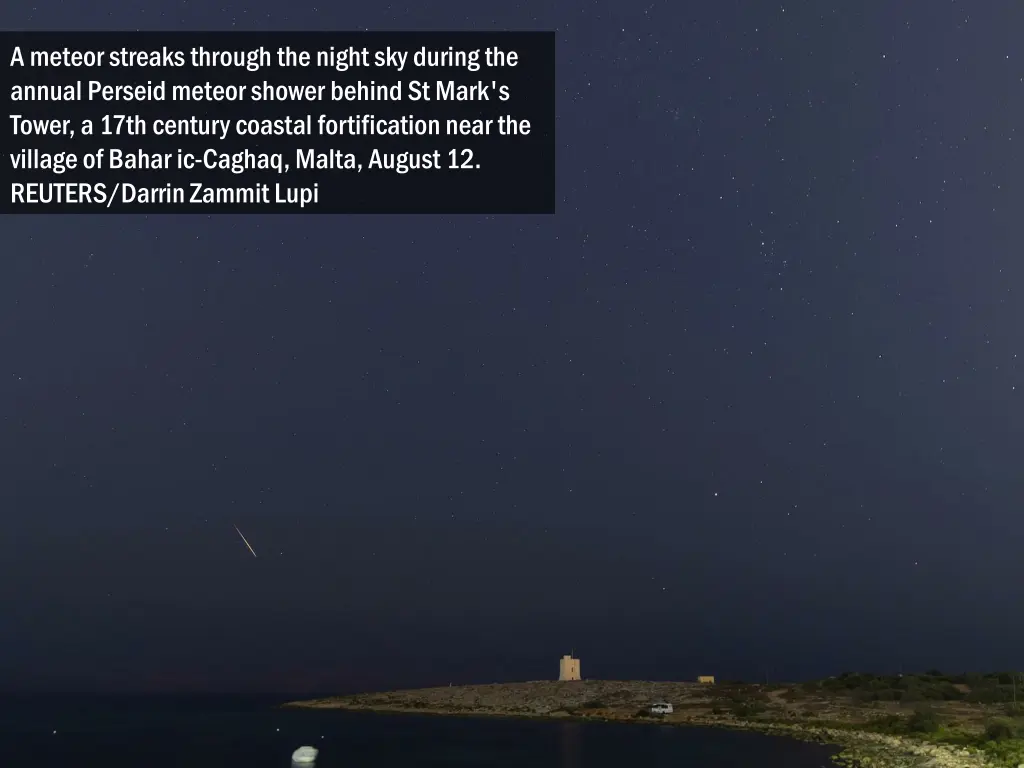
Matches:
[717,720,992,768]
[284,679,1019,768]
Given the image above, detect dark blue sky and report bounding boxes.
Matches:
[2,2,1022,693]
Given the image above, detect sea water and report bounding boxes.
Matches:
[0,694,840,767]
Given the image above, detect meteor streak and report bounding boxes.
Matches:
[234,525,257,557]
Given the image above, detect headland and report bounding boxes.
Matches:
[284,673,1024,768]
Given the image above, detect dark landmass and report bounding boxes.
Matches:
[285,672,1024,768]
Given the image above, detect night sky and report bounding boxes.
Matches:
[3,2,1023,694]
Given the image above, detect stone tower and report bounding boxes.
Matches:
[558,654,581,681]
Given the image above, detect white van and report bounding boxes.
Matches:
[649,702,673,714]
